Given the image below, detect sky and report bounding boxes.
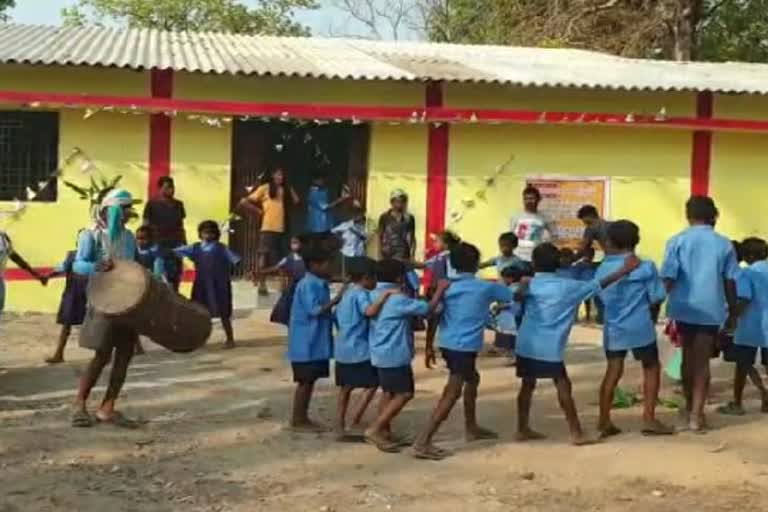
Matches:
[7,0,418,39]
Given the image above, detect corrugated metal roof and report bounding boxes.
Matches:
[1,23,768,94]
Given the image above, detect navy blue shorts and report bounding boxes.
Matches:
[516,356,567,380]
[441,349,480,384]
[377,365,415,395]
[494,332,516,351]
[676,322,720,338]
[605,342,659,367]
[724,344,760,366]
[335,360,379,389]
[763,348,768,367]
[292,360,330,384]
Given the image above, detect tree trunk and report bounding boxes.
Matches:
[668,0,702,61]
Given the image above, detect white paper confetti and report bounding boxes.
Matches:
[275,144,284,152]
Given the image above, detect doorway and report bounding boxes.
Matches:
[229,120,370,275]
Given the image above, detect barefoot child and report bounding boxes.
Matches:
[365,259,446,453]
[288,247,344,432]
[334,257,398,438]
[718,237,768,415]
[660,196,739,432]
[46,247,87,364]
[72,188,142,429]
[412,242,514,460]
[595,220,673,438]
[175,221,240,349]
[514,242,640,445]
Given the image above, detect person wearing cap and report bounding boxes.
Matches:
[377,189,416,261]
[71,188,143,430]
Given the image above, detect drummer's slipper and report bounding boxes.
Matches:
[71,410,95,428]
[97,411,141,429]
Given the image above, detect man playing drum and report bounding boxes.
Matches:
[71,188,142,429]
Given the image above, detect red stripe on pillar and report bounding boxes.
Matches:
[148,69,173,198]
[425,81,449,256]
[690,92,713,196]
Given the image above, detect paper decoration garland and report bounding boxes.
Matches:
[0,147,90,223]
[445,154,516,228]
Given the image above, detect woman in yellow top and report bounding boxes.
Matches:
[239,168,299,295]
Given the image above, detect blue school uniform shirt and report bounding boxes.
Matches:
[136,245,167,281]
[516,273,601,362]
[369,283,429,368]
[335,284,373,363]
[495,284,521,335]
[597,255,666,351]
[572,261,596,281]
[438,273,513,353]
[488,254,527,275]
[306,186,334,233]
[734,261,768,347]
[424,251,457,281]
[660,225,739,326]
[174,241,241,265]
[288,272,333,362]
[73,228,137,276]
[331,220,367,258]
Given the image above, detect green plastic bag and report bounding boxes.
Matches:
[665,348,682,381]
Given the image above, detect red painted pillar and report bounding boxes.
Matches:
[425,81,449,256]
[690,91,713,196]
[148,69,174,198]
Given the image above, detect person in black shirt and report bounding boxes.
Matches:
[142,176,187,291]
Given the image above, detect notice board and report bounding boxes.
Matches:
[525,177,610,249]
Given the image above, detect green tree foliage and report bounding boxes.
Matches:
[62,0,317,36]
[422,0,768,62]
[0,0,16,22]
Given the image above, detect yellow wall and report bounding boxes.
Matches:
[443,85,696,273]
[170,116,233,246]
[366,123,428,258]
[709,94,768,242]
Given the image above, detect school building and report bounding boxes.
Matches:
[1,23,767,312]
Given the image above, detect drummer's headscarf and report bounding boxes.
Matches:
[98,188,134,244]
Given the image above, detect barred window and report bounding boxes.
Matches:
[0,111,59,202]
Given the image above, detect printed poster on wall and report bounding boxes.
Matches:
[525,177,609,249]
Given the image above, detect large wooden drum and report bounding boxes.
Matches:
[88,260,212,353]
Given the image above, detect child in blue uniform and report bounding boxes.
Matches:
[45,247,88,364]
[135,225,168,282]
[306,174,351,234]
[515,243,639,445]
[413,243,513,460]
[573,247,600,322]
[288,247,345,432]
[480,232,527,277]
[595,220,672,438]
[257,236,306,326]
[490,266,525,362]
[175,221,240,349]
[334,257,398,439]
[661,196,739,432]
[718,237,768,415]
[364,259,446,453]
[414,230,461,356]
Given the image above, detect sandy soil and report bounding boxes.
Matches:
[2,311,768,512]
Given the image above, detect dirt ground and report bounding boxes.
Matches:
[2,311,768,512]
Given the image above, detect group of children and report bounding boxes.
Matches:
[48,207,242,365]
[278,192,768,459]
